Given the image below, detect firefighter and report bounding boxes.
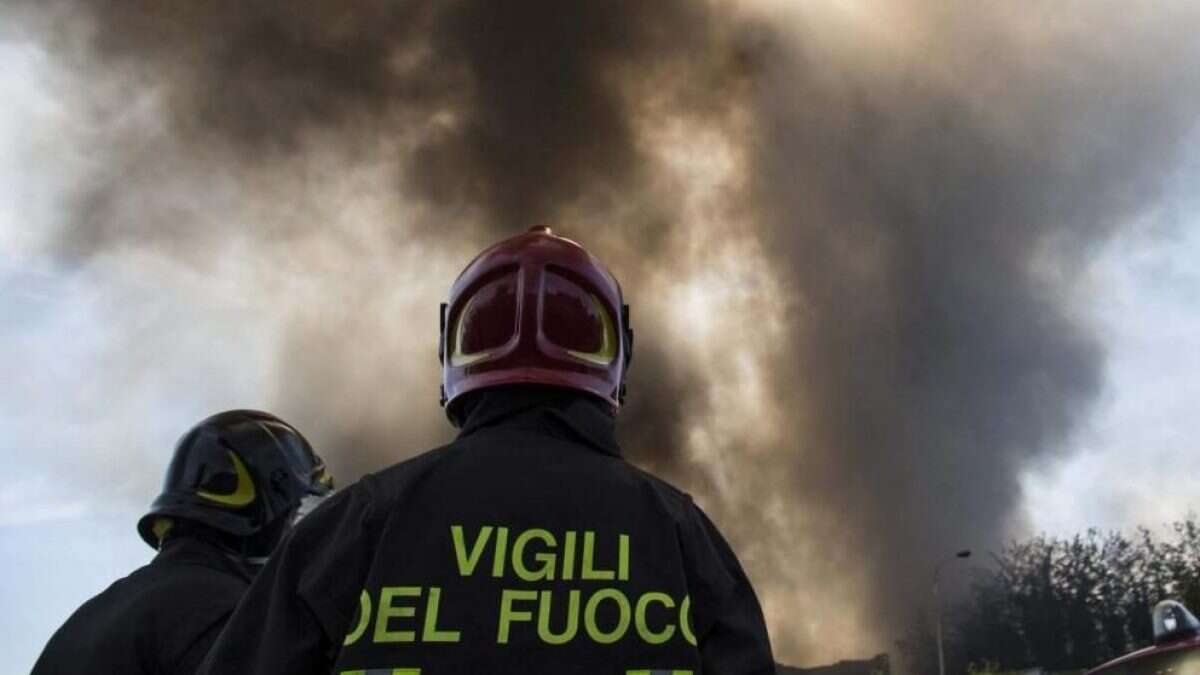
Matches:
[32,410,333,675]
[199,226,776,674]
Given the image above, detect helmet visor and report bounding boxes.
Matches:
[451,272,519,367]
[542,269,617,366]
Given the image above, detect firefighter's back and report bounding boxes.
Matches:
[331,408,712,674]
[195,227,775,675]
[32,539,248,675]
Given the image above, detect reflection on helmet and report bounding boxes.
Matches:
[543,269,617,366]
[451,271,518,367]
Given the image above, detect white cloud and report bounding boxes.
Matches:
[1022,200,1200,535]
[0,477,92,527]
[0,39,87,261]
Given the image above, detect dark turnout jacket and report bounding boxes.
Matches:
[199,393,776,675]
[32,537,254,675]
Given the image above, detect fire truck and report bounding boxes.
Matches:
[1086,600,1200,674]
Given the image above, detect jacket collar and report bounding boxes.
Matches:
[154,535,257,583]
[457,387,622,458]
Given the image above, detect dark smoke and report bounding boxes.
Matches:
[10,0,1200,665]
[745,3,1200,655]
[25,0,732,251]
[19,0,742,472]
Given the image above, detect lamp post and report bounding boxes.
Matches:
[934,549,971,675]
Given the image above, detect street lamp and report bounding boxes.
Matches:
[934,549,971,675]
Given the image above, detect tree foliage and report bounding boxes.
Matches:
[944,517,1200,672]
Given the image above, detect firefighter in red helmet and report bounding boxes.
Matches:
[199,227,776,675]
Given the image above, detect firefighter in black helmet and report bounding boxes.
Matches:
[198,228,775,675]
[32,410,333,675]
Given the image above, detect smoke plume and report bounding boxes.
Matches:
[8,0,1200,665]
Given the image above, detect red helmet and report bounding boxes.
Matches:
[440,226,633,419]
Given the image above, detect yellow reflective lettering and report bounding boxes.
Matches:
[343,590,373,646]
[451,525,492,576]
[537,589,580,644]
[374,587,420,643]
[634,592,676,644]
[679,595,697,646]
[513,529,557,582]
[581,531,614,580]
[583,588,631,644]
[618,534,630,581]
[492,527,509,578]
[422,587,461,643]
[497,589,537,644]
[562,531,577,581]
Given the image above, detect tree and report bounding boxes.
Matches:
[948,517,1200,672]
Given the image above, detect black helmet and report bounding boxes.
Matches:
[136,410,333,549]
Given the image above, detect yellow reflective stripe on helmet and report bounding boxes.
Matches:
[196,450,256,507]
[151,517,174,545]
[567,294,617,366]
[450,291,496,367]
[313,463,334,490]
